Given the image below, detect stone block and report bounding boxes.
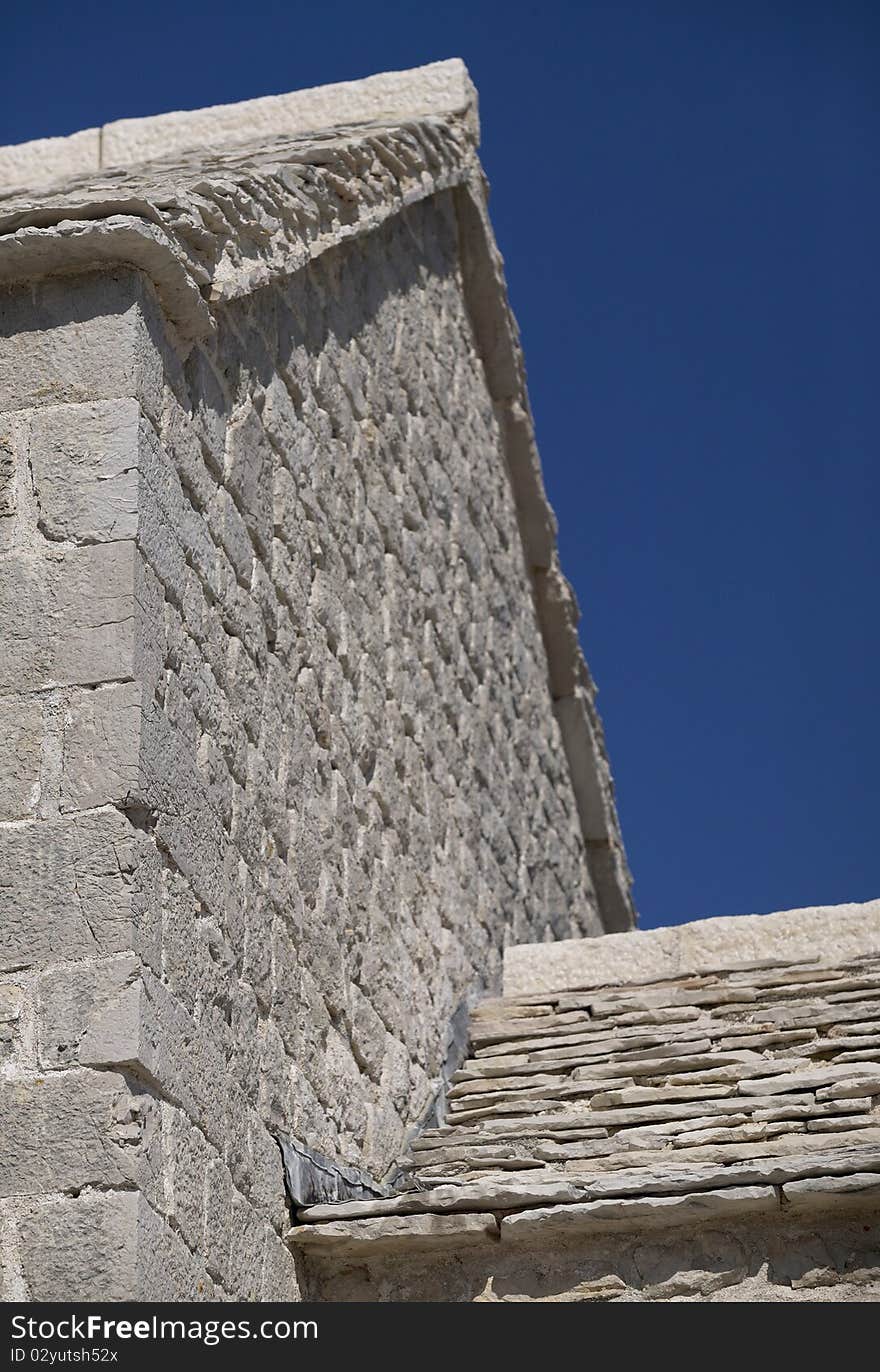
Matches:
[73,965,244,1179]
[262,1229,302,1300]
[499,1186,779,1241]
[18,1190,138,1301]
[139,704,228,919]
[135,1194,216,1301]
[246,1114,289,1233]
[226,1193,266,1301]
[50,541,139,687]
[61,681,143,812]
[19,1189,216,1302]
[0,430,14,518]
[0,271,163,421]
[0,1070,141,1196]
[0,808,138,971]
[36,953,140,1069]
[0,127,100,194]
[0,542,138,694]
[100,59,476,168]
[165,1110,211,1257]
[0,984,23,1060]
[289,1211,500,1251]
[0,553,49,693]
[0,693,42,819]
[29,399,140,544]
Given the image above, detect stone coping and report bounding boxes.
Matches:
[504,899,880,997]
[0,60,477,193]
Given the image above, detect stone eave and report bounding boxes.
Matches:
[287,904,880,1264]
[0,114,477,346]
[286,1168,880,1257]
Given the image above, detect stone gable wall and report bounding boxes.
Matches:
[0,191,599,1298]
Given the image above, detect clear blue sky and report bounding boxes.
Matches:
[4,2,877,929]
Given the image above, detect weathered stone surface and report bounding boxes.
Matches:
[60,681,142,811]
[500,1186,778,1239]
[805,1115,877,1133]
[0,543,139,694]
[36,954,140,1068]
[289,1211,499,1250]
[504,901,880,996]
[29,399,141,544]
[0,127,100,194]
[589,1083,737,1109]
[0,1070,144,1196]
[101,60,478,170]
[817,1076,880,1101]
[0,270,163,418]
[0,693,42,819]
[18,1190,138,1301]
[299,1179,587,1223]
[0,808,137,971]
[743,1065,880,1096]
[783,1172,880,1209]
[0,429,14,520]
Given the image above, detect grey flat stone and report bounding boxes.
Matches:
[816,1076,880,1100]
[503,901,880,997]
[298,1178,588,1222]
[287,1211,499,1249]
[743,1064,880,1096]
[782,1172,880,1209]
[499,1186,779,1239]
[805,1115,879,1133]
[589,1083,737,1109]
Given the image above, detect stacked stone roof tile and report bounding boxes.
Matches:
[289,904,880,1256]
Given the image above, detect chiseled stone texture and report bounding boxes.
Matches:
[0,188,599,1298]
[132,192,599,1177]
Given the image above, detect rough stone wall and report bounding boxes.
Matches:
[0,269,297,1300]
[152,192,599,1170]
[0,191,598,1298]
[301,1213,880,1302]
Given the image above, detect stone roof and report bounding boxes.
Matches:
[288,900,880,1256]
[0,60,635,934]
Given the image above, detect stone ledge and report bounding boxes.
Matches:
[289,1165,880,1255]
[101,60,479,171]
[0,61,478,194]
[288,1210,499,1252]
[504,899,880,997]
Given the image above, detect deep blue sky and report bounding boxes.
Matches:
[4,2,877,929]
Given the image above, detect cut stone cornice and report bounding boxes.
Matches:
[0,59,478,192]
[0,115,476,345]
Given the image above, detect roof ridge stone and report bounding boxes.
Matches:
[0,60,478,194]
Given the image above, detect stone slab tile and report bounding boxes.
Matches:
[287,1210,498,1251]
[499,1185,779,1239]
[782,1172,880,1209]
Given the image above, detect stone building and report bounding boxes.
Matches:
[0,62,876,1303]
